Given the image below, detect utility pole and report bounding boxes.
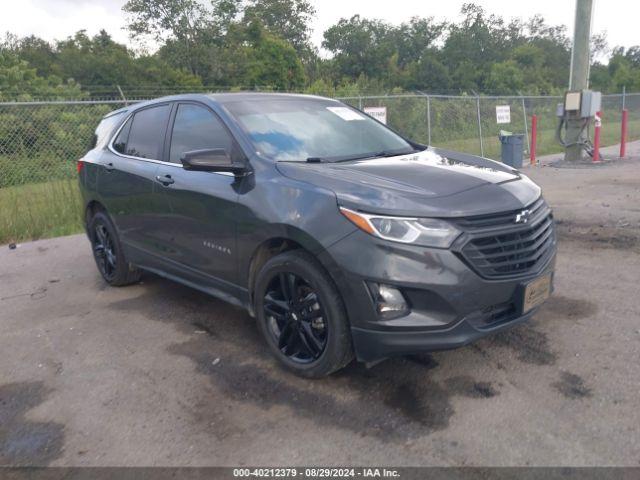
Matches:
[565,0,594,161]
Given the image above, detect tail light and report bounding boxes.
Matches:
[77,159,85,174]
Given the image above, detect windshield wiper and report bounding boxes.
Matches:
[305,149,416,164]
[333,150,412,163]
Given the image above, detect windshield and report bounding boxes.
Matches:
[223,98,416,162]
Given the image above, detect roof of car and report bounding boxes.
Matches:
[103,92,339,119]
[208,92,338,104]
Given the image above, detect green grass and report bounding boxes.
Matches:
[0,179,83,245]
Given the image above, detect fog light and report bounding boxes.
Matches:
[370,283,409,319]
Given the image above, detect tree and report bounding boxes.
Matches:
[243,0,316,55]
[392,17,445,69]
[2,33,56,78]
[123,0,214,76]
[322,15,396,81]
[221,21,305,90]
[407,51,451,92]
[51,30,202,95]
[0,51,83,100]
[486,60,525,94]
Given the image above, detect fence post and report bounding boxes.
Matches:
[521,97,530,154]
[530,114,537,166]
[476,95,484,157]
[116,85,128,106]
[358,96,363,110]
[620,108,628,158]
[593,111,601,162]
[426,95,432,145]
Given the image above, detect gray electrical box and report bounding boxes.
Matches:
[564,90,601,118]
[580,90,601,117]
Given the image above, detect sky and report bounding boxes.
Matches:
[1,0,637,57]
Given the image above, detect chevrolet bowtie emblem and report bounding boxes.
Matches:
[515,209,531,224]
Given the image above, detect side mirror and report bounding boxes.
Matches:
[181,149,246,174]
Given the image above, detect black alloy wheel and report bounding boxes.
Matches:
[87,210,141,286]
[263,272,328,364]
[92,222,117,281]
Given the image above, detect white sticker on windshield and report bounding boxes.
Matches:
[327,107,365,121]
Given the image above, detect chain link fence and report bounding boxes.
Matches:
[0,92,638,243]
[340,93,639,160]
[1,92,638,189]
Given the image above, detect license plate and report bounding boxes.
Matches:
[522,274,552,313]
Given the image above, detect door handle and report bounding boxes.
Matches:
[155,174,175,186]
[103,162,115,172]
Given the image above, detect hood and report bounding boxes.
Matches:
[276,147,541,218]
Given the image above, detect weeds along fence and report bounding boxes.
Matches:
[0,93,638,244]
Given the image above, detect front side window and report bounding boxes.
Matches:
[169,104,233,164]
[223,98,414,162]
[116,104,171,159]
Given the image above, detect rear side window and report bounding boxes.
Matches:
[112,117,131,154]
[92,111,127,149]
[114,104,171,159]
[169,104,233,163]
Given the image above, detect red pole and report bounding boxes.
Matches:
[593,111,602,162]
[530,114,537,165]
[620,108,628,158]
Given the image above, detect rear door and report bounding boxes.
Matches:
[154,102,241,288]
[99,103,172,258]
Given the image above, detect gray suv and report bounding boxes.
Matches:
[79,93,556,377]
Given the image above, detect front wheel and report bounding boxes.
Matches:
[88,210,141,286]
[254,250,354,378]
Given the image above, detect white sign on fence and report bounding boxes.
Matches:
[364,106,387,124]
[496,105,511,124]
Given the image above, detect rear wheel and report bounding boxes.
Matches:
[254,250,353,378]
[88,211,141,286]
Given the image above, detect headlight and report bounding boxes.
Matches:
[340,207,461,248]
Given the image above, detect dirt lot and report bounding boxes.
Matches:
[1,156,639,467]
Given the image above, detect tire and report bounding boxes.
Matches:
[254,250,354,378]
[88,210,142,287]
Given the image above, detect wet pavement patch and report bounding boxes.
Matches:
[540,295,598,320]
[405,354,440,370]
[168,332,500,440]
[553,372,592,399]
[107,274,252,339]
[0,382,64,466]
[490,323,557,366]
[108,273,506,440]
[444,376,498,399]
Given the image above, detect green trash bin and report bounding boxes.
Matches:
[498,130,524,168]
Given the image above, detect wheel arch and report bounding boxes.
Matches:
[84,200,107,230]
[245,228,348,317]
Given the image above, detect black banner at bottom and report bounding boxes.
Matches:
[1,467,639,480]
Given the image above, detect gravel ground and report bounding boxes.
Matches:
[1,155,639,467]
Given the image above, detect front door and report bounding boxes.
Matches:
[155,102,241,289]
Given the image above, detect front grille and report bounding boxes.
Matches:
[455,197,546,230]
[458,199,555,279]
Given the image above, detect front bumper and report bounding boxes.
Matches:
[351,307,538,363]
[320,229,557,363]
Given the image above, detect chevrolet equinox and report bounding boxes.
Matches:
[79,93,556,377]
